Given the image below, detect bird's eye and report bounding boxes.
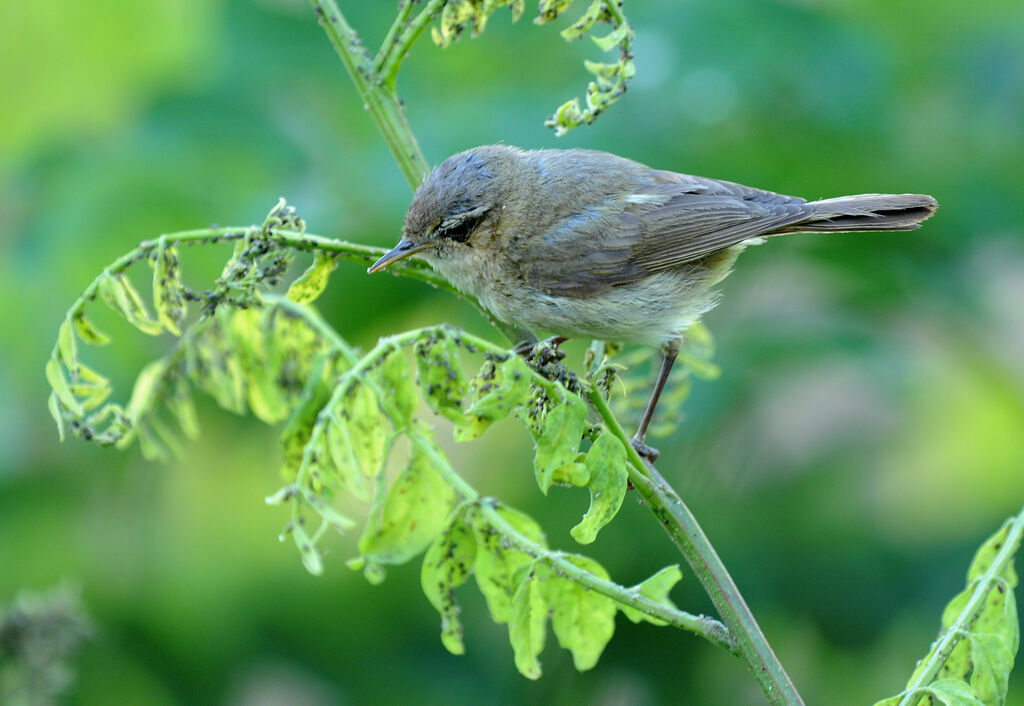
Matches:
[439,214,481,242]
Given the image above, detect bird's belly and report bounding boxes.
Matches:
[485,267,723,345]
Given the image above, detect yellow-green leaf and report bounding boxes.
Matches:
[570,433,628,544]
[421,507,478,655]
[544,554,616,671]
[45,358,82,417]
[533,395,588,494]
[508,569,547,679]
[415,333,466,423]
[357,439,456,564]
[620,565,683,626]
[454,355,531,442]
[286,251,337,304]
[72,312,111,346]
[152,239,185,335]
[473,505,546,623]
[377,348,417,427]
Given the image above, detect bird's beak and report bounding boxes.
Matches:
[367,238,431,273]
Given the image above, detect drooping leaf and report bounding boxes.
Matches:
[126,360,170,423]
[454,355,532,442]
[415,332,466,423]
[533,395,588,494]
[376,348,418,428]
[591,23,629,51]
[286,251,337,304]
[48,392,66,441]
[508,566,547,680]
[67,361,112,412]
[97,272,163,336]
[473,504,546,623]
[544,554,617,671]
[72,312,110,346]
[357,437,456,565]
[421,506,478,655]
[152,238,186,335]
[230,308,290,424]
[559,0,609,41]
[186,313,247,414]
[290,520,323,576]
[45,358,82,417]
[278,352,333,481]
[166,375,200,440]
[571,433,628,544]
[323,383,387,502]
[620,565,683,626]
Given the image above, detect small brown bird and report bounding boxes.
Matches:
[369,145,937,459]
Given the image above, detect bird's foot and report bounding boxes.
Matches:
[630,437,660,463]
[514,336,568,361]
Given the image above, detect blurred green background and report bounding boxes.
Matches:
[2,0,1022,703]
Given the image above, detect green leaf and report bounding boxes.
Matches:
[45,358,82,417]
[571,433,628,544]
[291,521,323,576]
[97,272,163,336]
[286,251,337,304]
[278,353,332,482]
[48,392,66,441]
[508,567,547,679]
[620,565,683,626]
[473,505,546,624]
[376,348,417,427]
[924,678,986,705]
[324,384,387,502]
[421,506,478,655]
[230,308,290,424]
[187,316,247,415]
[67,361,112,412]
[357,437,456,565]
[535,0,573,23]
[454,355,531,442]
[533,395,588,494]
[544,554,616,671]
[415,332,467,423]
[126,360,169,423]
[591,23,629,51]
[559,0,607,41]
[72,312,111,346]
[152,239,185,335]
[56,320,77,368]
[166,376,200,440]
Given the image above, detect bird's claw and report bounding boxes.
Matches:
[630,438,660,463]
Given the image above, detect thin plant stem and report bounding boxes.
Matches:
[587,387,805,706]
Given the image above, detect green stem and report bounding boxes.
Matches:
[310,0,429,188]
[897,505,1024,706]
[374,0,446,88]
[587,387,805,706]
[413,434,734,650]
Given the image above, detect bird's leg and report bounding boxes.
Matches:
[631,337,682,463]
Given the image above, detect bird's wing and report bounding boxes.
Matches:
[518,173,813,297]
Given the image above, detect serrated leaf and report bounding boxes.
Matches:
[415,333,467,423]
[97,272,163,336]
[591,23,628,51]
[377,348,417,427]
[357,438,456,564]
[620,565,683,626]
[473,505,546,624]
[533,395,588,494]
[508,569,547,679]
[152,239,185,335]
[571,433,628,544]
[72,312,110,346]
[454,355,531,442]
[421,507,478,655]
[287,251,337,304]
[544,554,616,671]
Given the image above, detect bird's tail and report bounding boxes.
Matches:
[780,193,938,233]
